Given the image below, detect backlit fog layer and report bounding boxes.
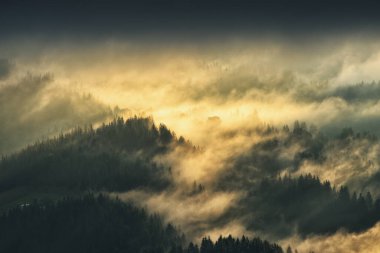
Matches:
[2,36,380,252]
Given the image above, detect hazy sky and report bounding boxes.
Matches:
[2,0,380,40]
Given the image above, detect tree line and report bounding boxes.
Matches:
[0,194,287,253]
[240,174,380,237]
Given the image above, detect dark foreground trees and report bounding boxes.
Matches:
[0,194,184,253]
[0,194,285,253]
[169,236,284,253]
[198,236,283,253]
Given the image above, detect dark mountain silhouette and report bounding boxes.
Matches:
[0,117,194,205]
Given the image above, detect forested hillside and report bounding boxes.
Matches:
[0,194,285,253]
[1,116,380,252]
[0,117,192,194]
[215,123,380,238]
[0,194,184,253]
[240,175,380,237]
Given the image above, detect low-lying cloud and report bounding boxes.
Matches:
[283,222,380,253]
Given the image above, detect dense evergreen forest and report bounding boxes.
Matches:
[0,194,285,253]
[215,122,380,238]
[240,175,380,237]
[212,173,380,239]
[0,117,193,194]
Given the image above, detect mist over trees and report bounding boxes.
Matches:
[213,121,380,238]
[3,3,380,250]
[218,121,328,190]
[236,175,380,238]
[0,117,193,195]
[1,116,380,252]
[218,120,379,195]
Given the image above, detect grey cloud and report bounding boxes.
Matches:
[296,82,380,104]
[189,70,299,102]
[0,73,114,155]
[0,59,12,80]
[328,82,380,103]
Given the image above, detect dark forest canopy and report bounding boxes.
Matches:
[0,194,184,253]
[178,235,284,253]
[217,174,380,239]
[0,193,285,253]
[0,116,193,194]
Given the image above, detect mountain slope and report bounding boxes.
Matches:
[0,116,194,211]
[0,194,184,253]
[0,117,192,193]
